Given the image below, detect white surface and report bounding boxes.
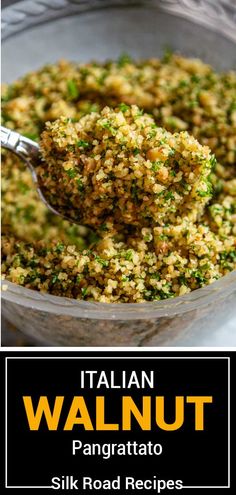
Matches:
[171,315,236,346]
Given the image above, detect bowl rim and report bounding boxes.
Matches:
[1,0,236,43]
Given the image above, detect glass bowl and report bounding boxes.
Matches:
[2,0,236,346]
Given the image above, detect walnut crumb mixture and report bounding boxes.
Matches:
[1,53,236,302]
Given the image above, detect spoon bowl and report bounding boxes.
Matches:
[1,125,76,224]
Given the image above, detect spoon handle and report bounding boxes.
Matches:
[0,125,39,163]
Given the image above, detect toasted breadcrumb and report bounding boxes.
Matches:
[1,53,236,302]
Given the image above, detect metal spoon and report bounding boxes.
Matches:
[1,125,73,223]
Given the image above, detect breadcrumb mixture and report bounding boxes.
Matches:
[1,53,236,302]
[39,106,213,228]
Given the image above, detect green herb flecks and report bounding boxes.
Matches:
[67,79,79,100]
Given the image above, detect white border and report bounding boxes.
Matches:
[2,346,236,351]
[5,356,230,490]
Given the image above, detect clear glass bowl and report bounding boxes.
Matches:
[2,0,236,346]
